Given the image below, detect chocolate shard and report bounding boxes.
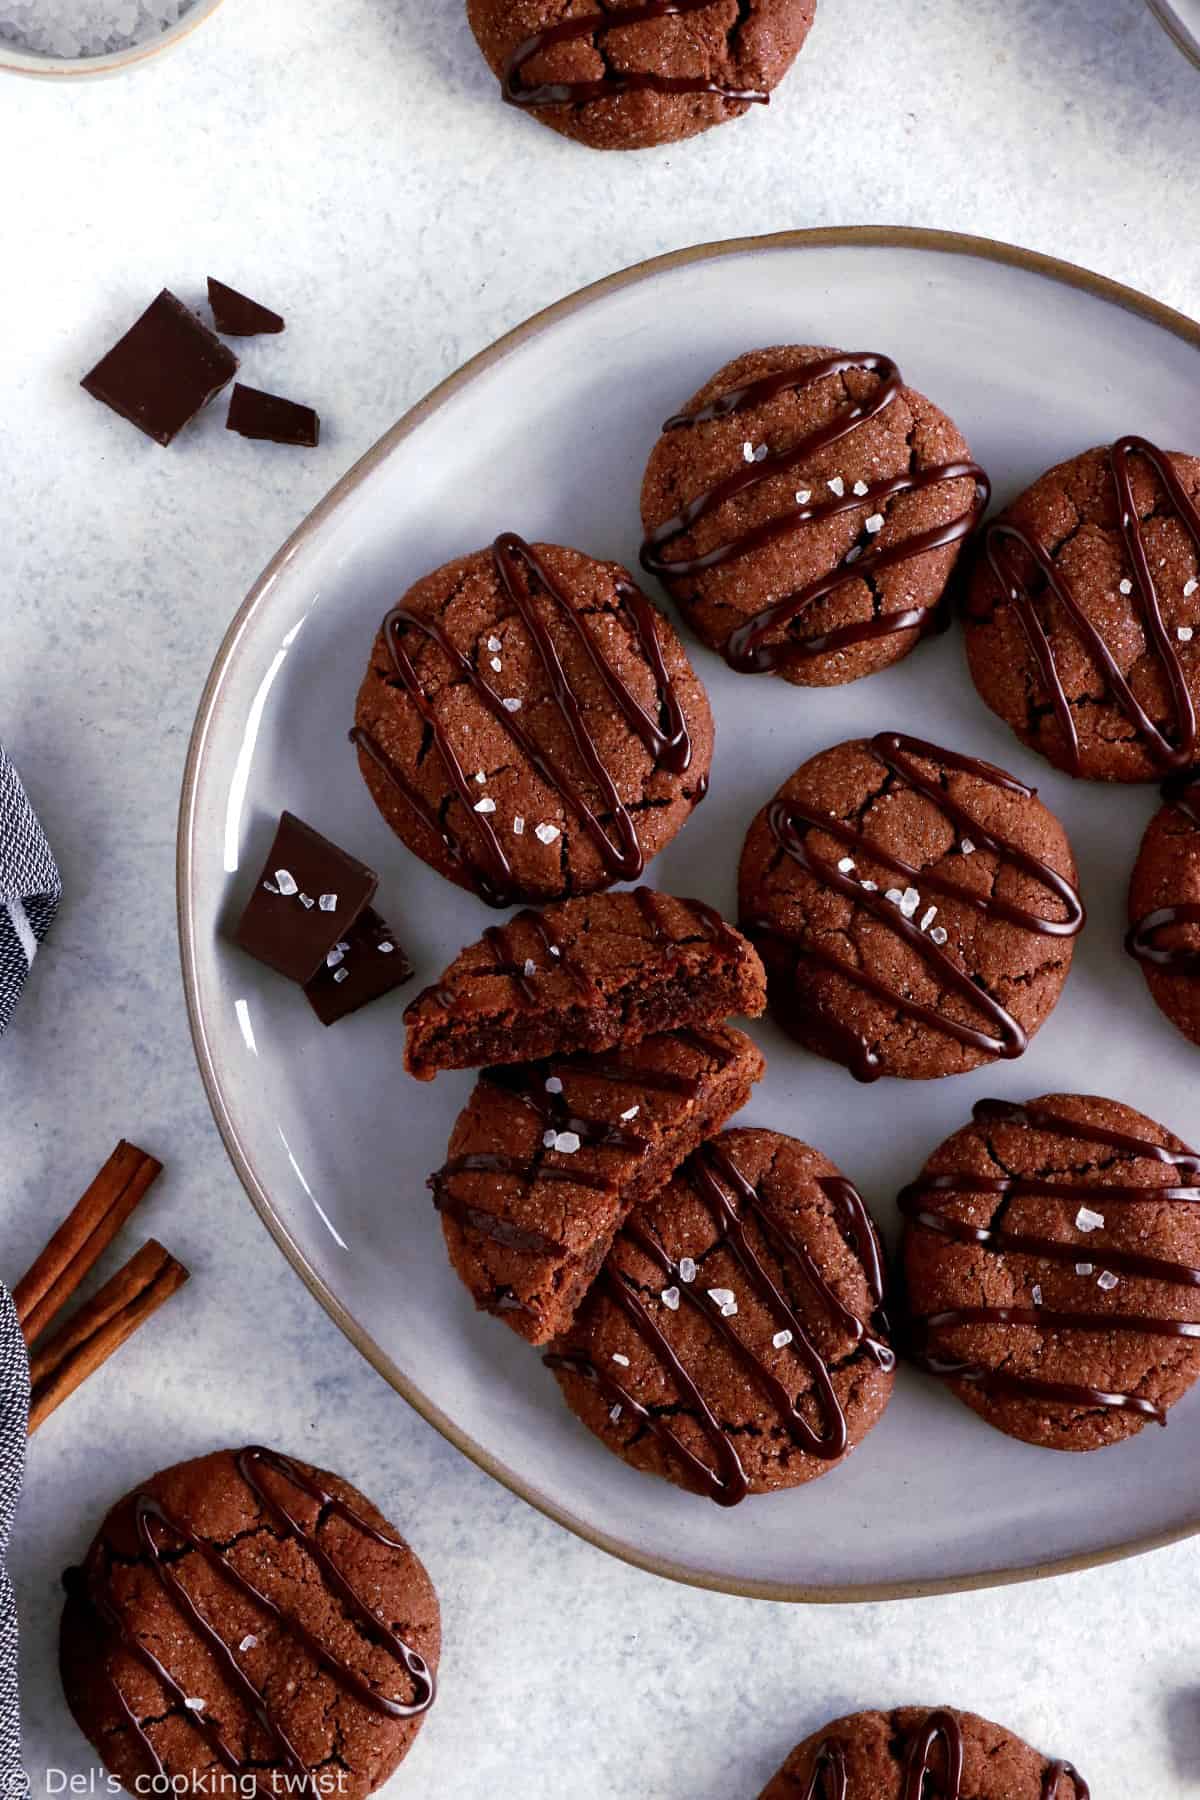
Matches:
[226,382,320,448]
[233,811,378,984]
[304,907,414,1026]
[81,290,237,447]
[207,276,285,337]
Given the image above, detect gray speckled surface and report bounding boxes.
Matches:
[2,1,1199,1795]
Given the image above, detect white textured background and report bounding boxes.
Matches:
[2,1,1199,1795]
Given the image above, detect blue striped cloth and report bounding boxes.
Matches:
[0,1284,28,1794]
[0,746,61,1038]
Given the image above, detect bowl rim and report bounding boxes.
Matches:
[178,223,1200,1604]
[0,0,224,78]
[1145,0,1200,66]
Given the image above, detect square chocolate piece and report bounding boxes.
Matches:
[234,811,377,984]
[81,290,238,446]
[207,276,285,337]
[304,907,414,1026]
[226,383,320,448]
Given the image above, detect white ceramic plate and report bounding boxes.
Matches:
[1146,0,1200,64]
[180,228,1200,1601]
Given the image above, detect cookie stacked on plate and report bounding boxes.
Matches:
[406,888,898,1502]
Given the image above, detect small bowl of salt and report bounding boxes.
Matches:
[0,0,225,77]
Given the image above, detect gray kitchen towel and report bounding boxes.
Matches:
[0,746,61,1038]
[0,1284,28,1795]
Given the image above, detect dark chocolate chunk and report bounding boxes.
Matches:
[207,276,285,337]
[304,907,414,1025]
[233,811,377,983]
[226,383,320,447]
[81,290,237,446]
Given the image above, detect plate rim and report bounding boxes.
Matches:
[177,224,1200,1604]
[1145,0,1200,68]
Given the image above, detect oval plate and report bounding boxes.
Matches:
[180,227,1200,1602]
[1146,0,1200,65]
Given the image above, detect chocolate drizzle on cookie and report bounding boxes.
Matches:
[798,1715,1087,1800]
[742,732,1085,1081]
[982,436,1200,776]
[640,352,989,672]
[796,1735,849,1800]
[547,1138,893,1506]
[70,1448,434,1794]
[353,533,694,908]
[902,1098,1200,1424]
[1126,767,1200,977]
[501,0,768,109]
[429,1031,736,1254]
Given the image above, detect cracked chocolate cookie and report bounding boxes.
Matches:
[901,1093,1200,1451]
[1127,768,1200,1047]
[404,887,766,1079]
[759,1705,1089,1800]
[467,0,817,153]
[965,438,1200,781]
[432,1023,764,1343]
[546,1127,894,1501]
[639,346,987,685]
[60,1447,439,1799]
[737,732,1083,1082]
[353,534,712,906]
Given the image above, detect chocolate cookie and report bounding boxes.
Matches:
[404,887,765,1079]
[965,438,1200,781]
[1127,769,1200,1046]
[432,1024,764,1343]
[467,0,816,153]
[737,732,1083,1082]
[901,1093,1200,1451]
[759,1706,1089,1800]
[639,347,987,686]
[353,535,713,906]
[60,1447,439,1799]
[547,1127,894,1502]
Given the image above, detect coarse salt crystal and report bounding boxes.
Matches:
[1075,1206,1105,1233]
[1075,1262,1094,1276]
[545,1076,564,1094]
[553,1131,581,1154]
[837,857,856,873]
[861,879,878,892]
[1119,578,1133,595]
[185,1698,205,1713]
[1031,1284,1043,1306]
[620,1104,639,1121]
[865,513,885,534]
[960,838,975,855]
[542,1129,557,1148]
[900,887,920,918]
[333,969,349,985]
[318,893,337,912]
[1098,1270,1119,1292]
[920,906,938,931]
[535,823,560,844]
[796,489,812,505]
[474,797,496,813]
[378,942,395,954]
[298,893,314,910]
[239,1636,258,1653]
[490,657,502,672]
[487,636,502,652]
[930,926,948,946]
[523,958,537,977]
[845,545,863,564]
[262,880,279,894]
[852,480,869,497]
[502,696,522,711]
[661,1286,680,1310]
[742,441,755,463]
[678,1257,696,1283]
[1185,578,1198,597]
[1179,626,1194,642]
[326,947,344,969]
[274,869,298,896]
[475,771,486,784]
[609,1403,622,1423]
[612,1352,630,1367]
[772,1329,793,1349]
[828,476,845,497]
[753,443,768,462]
[513,815,525,835]
[708,1287,735,1308]
[886,888,904,905]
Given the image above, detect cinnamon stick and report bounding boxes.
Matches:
[12,1139,162,1346]
[27,1238,189,1435]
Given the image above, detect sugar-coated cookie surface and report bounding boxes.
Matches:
[60,1448,439,1800]
[965,438,1200,782]
[901,1093,1200,1451]
[758,1705,1089,1799]
[467,0,817,152]
[738,733,1082,1082]
[548,1126,895,1501]
[353,536,712,906]
[640,345,984,686]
